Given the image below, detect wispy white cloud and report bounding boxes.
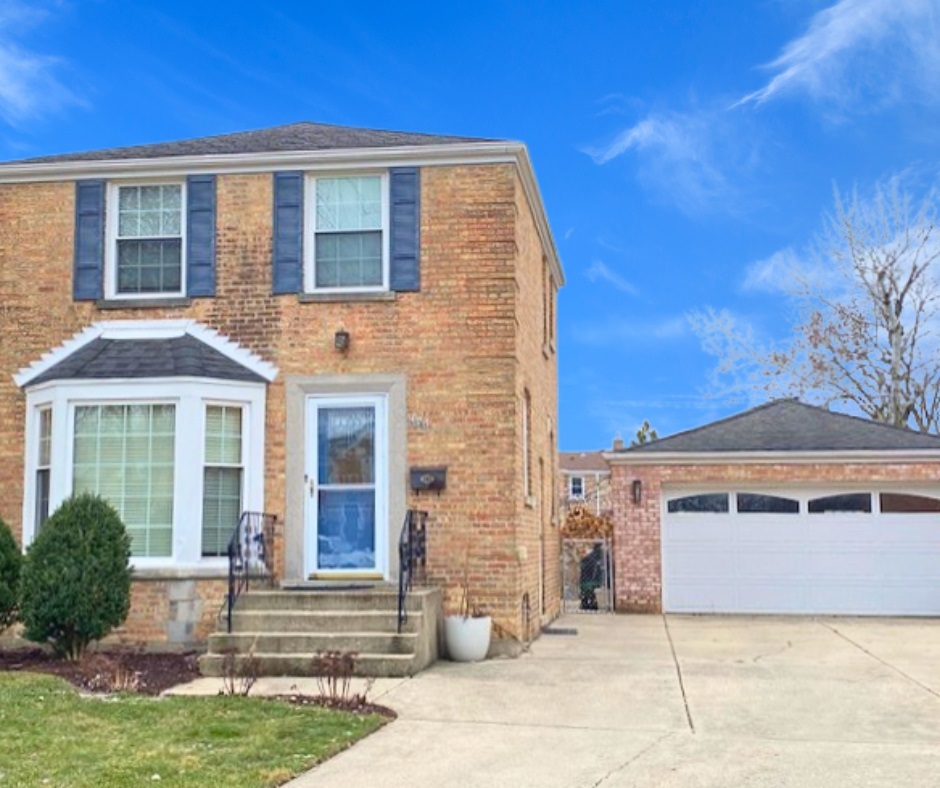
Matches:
[0,2,80,125]
[585,260,638,296]
[570,315,688,346]
[741,247,800,293]
[735,0,940,110]
[582,108,754,215]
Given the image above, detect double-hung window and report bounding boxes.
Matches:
[307,174,388,291]
[202,405,244,557]
[569,476,585,500]
[34,407,52,531]
[110,183,185,297]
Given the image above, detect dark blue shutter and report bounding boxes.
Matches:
[186,174,216,297]
[73,180,105,300]
[273,171,303,294]
[389,167,420,292]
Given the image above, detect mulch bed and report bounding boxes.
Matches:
[0,647,397,717]
[0,647,200,695]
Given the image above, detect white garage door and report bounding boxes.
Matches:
[662,488,940,615]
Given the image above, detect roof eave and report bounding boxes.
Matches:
[0,140,565,288]
[604,449,940,465]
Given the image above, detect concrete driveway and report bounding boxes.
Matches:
[289,615,940,787]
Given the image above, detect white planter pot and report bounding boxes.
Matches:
[444,615,492,662]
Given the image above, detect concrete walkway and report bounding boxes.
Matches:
[170,615,940,787]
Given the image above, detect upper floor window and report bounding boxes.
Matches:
[108,183,185,297]
[306,174,388,292]
[569,476,585,500]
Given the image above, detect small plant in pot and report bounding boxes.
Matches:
[444,544,492,663]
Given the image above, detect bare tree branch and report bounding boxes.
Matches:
[689,180,940,432]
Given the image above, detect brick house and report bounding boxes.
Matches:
[559,448,613,516]
[608,400,940,616]
[0,122,563,654]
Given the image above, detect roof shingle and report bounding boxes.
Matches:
[618,400,940,454]
[3,121,495,166]
[28,335,267,385]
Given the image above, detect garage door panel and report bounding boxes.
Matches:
[664,547,736,579]
[736,550,807,578]
[664,581,736,613]
[662,487,940,616]
[733,518,805,542]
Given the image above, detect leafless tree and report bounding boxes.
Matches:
[689,181,940,432]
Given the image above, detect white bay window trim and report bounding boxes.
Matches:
[104,180,188,300]
[303,171,390,294]
[22,377,265,570]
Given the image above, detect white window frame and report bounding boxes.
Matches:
[303,171,390,294]
[105,180,188,300]
[22,378,265,571]
[304,394,389,578]
[201,401,246,558]
[568,475,585,500]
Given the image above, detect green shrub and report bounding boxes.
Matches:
[19,494,132,660]
[0,517,22,629]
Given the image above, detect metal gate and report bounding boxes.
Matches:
[561,538,613,614]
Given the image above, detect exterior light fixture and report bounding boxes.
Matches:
[334,330,350,352]
[632,479,642,505]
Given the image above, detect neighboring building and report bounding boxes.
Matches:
[0,122,563,648]
[559,448,613,516]
[607,400,940,616]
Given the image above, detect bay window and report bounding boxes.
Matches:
[23,379,264,569]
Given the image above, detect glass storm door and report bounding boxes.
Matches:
[306,396,387,577]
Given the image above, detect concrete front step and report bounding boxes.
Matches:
[202,586,443,679]
[199,651,417,678]
[230,609,421,634]
[233,589,427,613]
[208,631,419,655]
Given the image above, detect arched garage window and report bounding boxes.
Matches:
[737,493,799,514]
[667,493,729,513]
[808,493,872,514]
[880,493,940,513]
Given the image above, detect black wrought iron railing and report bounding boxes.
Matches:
[225,511,277,633]
[398,509,427,633]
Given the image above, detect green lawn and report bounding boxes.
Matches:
[0,673,387,787]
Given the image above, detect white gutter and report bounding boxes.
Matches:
[0,140,564,287]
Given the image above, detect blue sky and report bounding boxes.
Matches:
[2,0,939,450]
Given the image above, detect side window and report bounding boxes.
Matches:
[202,405,244,557]
[808,493,872,514]
[737,493,800,514]
[35,407,52,531]
[667,493,729,513]
[880,493,940,513]
[569,476,584,499]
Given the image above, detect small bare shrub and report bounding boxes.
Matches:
[219,648,260,696]
[79,652,141,693]
[310,650,360,704]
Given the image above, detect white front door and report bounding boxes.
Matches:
[305,395,388,578]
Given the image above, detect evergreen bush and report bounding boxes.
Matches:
[19,493,132,660]
[0,517,22,630]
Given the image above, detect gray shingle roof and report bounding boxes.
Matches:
[560,451,610,473]
[618,400,940,454]
[3,121,494,166]
[29,336,267,385]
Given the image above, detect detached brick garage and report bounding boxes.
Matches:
[608,400,940,616]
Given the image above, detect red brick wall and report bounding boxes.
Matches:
[611,460,940,612]
[0,162,559,645]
